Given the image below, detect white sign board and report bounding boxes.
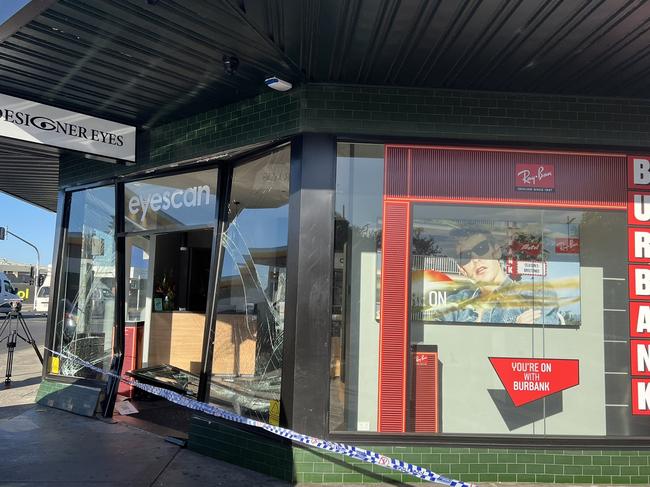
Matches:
[0,93,136,161]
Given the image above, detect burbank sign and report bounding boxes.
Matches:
[627,156,650,415]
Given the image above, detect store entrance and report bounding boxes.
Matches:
[119,228,213,435]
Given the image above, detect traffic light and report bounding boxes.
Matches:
[0,227,5,240]
[38,274,45,287]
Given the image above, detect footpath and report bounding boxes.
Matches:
[0,316,637,486]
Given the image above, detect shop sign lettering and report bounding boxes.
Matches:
[0,92,135,161]
[628,156,650,189]
[515,163,555,192]
[632,379,650,415]
[505,258,547,277]
[630,302,650,338]
[128,185,211,223]
[489,357,579,406]
[627,155,650,415]
[555,238,580,254]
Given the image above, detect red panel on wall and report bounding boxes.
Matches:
[385,145,626,209]
[385,146,409,197]
[378,201,410,432]
[409,351,439,433]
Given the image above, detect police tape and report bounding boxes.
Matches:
[46,348,477,487]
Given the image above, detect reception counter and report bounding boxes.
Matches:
[147,311,257,377]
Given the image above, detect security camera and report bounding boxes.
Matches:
[223,55,239,76]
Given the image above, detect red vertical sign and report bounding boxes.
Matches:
[628,156,650,415]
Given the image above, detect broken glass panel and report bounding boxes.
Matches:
[52,186,116,379]
[210,145,290,423]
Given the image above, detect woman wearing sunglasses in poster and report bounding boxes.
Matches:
[443,227,560,324]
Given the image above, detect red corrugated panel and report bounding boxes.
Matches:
[385,146,409,197]
[410,352,439,433]
[385,145,626,209]
[378,201,410,432]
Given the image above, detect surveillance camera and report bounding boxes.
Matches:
[223,55,239,76]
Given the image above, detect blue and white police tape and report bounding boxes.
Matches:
[46,348,477,487]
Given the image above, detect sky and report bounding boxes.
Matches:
[0,1,55,265]
[0,0,30,25]
[0,192,56,265]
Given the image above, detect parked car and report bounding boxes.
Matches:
[34,284,50,314]
[0,272,22,313]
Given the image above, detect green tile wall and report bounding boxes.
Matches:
[59,84,650,189]
[188,415,650,484]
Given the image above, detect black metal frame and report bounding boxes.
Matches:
[44,139,298,417]
[281,134,337,436]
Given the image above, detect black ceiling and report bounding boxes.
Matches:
[0,137,59,210]
[2,0,650,211]
[0,0,649,129]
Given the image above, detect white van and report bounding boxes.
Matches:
[34,274,50,314]
[0,272,22,313]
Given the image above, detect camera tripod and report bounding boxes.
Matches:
[0,305,43,386]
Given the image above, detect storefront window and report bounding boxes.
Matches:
[408,204,624,435]
[330,143,384,432]
[330,144,644,438]
[51,185,116,379]
[209,146,290,423]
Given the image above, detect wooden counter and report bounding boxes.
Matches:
[147,311,257,377]
[148,312,205,374]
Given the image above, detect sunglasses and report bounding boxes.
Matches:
[457,239,492,266]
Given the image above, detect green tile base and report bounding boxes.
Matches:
[188,415,650,484]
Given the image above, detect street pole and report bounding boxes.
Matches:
[6,230,39,310]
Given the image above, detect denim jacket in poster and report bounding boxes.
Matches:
[442,276,560,325]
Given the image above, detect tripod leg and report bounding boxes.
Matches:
[18,314,43,365]
[5,328,16,386]
[0,313,10,342]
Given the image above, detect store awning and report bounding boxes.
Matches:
[1,0,650,210]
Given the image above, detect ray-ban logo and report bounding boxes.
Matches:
[516,163,555,192]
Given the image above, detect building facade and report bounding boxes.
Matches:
[35,84,650,484]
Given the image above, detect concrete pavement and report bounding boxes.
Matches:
[0,315,292,486]
[0,316,642,486]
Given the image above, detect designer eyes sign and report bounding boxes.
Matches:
[0,93,135,161]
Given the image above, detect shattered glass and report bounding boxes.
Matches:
[210,146,289,422]
[53,186,116,379]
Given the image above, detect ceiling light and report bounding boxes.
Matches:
[265,77,292,92]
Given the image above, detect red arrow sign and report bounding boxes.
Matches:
[489,357,580,406]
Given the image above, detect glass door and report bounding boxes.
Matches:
[209,145,290,422]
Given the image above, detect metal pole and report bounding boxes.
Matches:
[6,230,40,311]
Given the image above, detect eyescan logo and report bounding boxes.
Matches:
[128,185,211,223]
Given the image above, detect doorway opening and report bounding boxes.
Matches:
[119,228,212,436]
